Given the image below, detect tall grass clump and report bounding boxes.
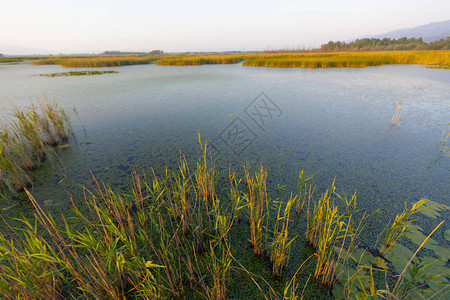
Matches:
[244,165,269,256]
[305,181,367,287]
[0,101,72,193]
[270,193,297,278]
[196,135,219,229]
[295,168,314,214]
[378,199,429,255]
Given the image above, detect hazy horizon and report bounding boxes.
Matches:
[1,0,449,55]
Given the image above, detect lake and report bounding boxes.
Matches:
[0,62,449,297]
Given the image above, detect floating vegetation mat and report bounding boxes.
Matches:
[427,64,450,69]
[39,70,118,77]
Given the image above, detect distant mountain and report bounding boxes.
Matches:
[0,43,55,56]
[357,19,450,42]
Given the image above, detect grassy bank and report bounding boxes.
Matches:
[0,137,447,299]
[155,54,245,66]
[33,55,160,67]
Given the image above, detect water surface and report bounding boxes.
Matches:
[0,62,448,235]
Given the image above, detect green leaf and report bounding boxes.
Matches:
[384,243,415,275]
[145,261,164,268]
[419,200,449,219]
[405,225,440,250]
[443,229,450,242]
[434,245,450,262]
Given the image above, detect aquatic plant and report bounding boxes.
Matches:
[39,70,118,77]
[390,99,402,126]
[378,199,429,255]
[0,218,63,299]
[33,55,159,68]
[155,54,245,66]
[305,181,368,287]
[229,168,245,223]
[428,64,450,69]
[337,220,447,300]
[0,102,72,193]
[0,140,447,299]
[295,168,314,214]
[270,193,297,278]
[196,134,218,230]
[244,165,269,256]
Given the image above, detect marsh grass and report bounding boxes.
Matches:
[33,55,160,67]
[378,199,429,256]
[295,168,314,214]
[243,51,450,68]
[428,64,450,69]
[244,165,269,256]
[270,193,297,278]
[39,70,118,77]
[29,50,449,68]
[0,218,63,299]
[338,220,446,300]
[305,181,368,287]
[0,101,72,193]
[0,140,447,299]
[229,168,245,223]
[155,54,245,66]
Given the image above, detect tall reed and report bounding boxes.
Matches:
[0,101,72,193]
[196,134,218,220]
[244,165,269,256]
[295,168,314,214]
[0,140,445,299]
[306,181,367,286]
[229,168,244,222]
[270,193,297,278]
[378,199,429,255]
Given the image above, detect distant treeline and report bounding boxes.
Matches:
[102,50,164,55]
[320,37,450,52]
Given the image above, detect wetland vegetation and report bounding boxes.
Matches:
[0,102,72,194]
[33,55,160,68]
[0,137,448,299]
[0,47,449,299]
[39,70,118,77]
[18,50,448,69]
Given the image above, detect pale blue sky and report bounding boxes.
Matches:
[1,0,449,53]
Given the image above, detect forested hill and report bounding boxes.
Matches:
[320,37,450,52]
